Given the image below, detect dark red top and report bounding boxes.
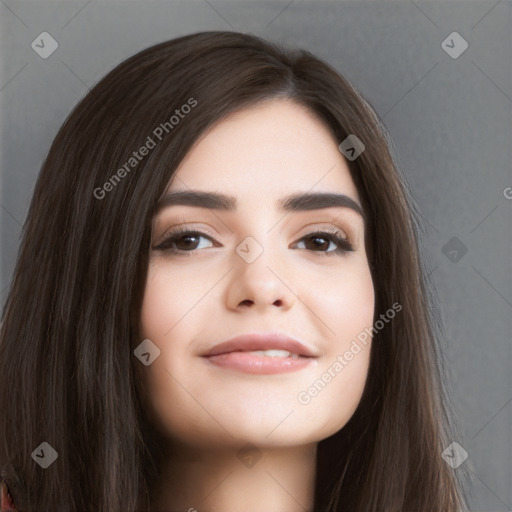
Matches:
[0,478,17,511]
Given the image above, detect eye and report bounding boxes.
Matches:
[153,228,215,254]
[293,227,354,255]
[153,226,354,256]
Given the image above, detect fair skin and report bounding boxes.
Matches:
[140,98,375,512]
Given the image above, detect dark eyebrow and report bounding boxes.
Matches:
[156,190,363,217]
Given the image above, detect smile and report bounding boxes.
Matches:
[201,333,318,375]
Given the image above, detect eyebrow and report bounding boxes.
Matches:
[155,190,364,217]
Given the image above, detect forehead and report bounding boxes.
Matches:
[167,98,360,203]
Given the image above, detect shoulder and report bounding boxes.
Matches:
[1,478,17,511]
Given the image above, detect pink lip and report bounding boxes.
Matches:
[202,333,318,375]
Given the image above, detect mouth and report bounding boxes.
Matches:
[201,333,318,375]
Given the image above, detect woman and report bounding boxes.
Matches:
[0,31,470,511]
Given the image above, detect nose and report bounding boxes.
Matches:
[226,248,297,312]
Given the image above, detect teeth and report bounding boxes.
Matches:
[249,350,299,358]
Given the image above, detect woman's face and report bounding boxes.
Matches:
[140,98,375,449]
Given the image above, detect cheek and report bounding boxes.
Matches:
[138,262,216,443]
[140,258,210,339]
[299,265,374,430]
[313,257,375,341]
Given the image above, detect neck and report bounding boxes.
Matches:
[150,442,317,512]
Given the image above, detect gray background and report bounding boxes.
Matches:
[1,1,511,510]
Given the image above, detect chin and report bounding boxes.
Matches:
[159,401,351,450]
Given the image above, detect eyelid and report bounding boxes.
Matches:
[297,223,348,239]
[154,222,350,246]
[155,223,218,245]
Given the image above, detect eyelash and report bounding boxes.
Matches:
[153,226,354,256]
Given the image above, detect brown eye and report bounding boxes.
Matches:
[154,229,215,253]
[294,229,354,255]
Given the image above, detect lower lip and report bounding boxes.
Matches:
[204,352,315,374]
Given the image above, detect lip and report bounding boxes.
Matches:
[202,332,318,375]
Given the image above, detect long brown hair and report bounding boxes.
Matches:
[0,31,470,511]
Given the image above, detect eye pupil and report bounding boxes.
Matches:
[309,236,329,251]
[177,235,199,250]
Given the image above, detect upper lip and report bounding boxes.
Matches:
[202,332,318,358]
